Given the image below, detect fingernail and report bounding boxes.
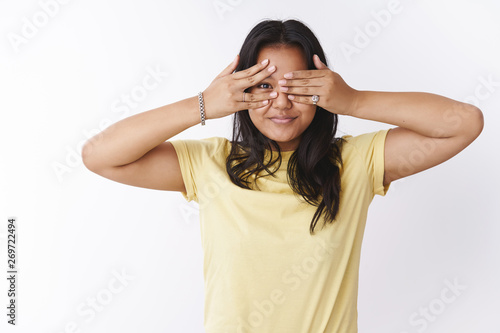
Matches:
[268,65,276,72]
[280,86,288,92]
[261,59,269,65]
[288,95,295,100]
[278,79,286,85]
[270,91,278,98]
[263,100,269,105]
[284,73,293,79]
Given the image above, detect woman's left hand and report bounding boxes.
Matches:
[278,54,359,116]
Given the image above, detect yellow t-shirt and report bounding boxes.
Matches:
[170,129,391,333]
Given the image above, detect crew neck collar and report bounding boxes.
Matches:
[264,148,295,154]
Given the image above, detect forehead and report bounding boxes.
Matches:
[256,45,308,74]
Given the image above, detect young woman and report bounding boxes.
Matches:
[82,19,483,333]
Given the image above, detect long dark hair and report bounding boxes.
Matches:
[226,19,346,235]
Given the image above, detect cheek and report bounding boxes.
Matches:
[249,104,271,120]
[300,106,317,120]
[308,107,317,119]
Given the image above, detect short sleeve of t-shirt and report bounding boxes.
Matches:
[169,136,227,203]
[341,128,392,196]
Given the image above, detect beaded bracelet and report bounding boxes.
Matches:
[198,92,206,126]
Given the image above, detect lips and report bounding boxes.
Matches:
[270,117,297,124]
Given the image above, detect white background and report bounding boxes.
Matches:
[0,0,499,332]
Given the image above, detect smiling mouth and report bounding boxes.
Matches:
[270,117,297,124]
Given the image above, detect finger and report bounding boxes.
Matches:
[238,99,270,110]
[232,58,270,80]
[283,69,327,80]
[242,91,278,102]
[215,55,240,79]
[287,94,317,105]
[239,64,276,89]
[313,54,328,70]
[278,77,323,87]
[280,86,323,96]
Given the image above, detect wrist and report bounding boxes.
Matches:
[345,89,362,117]
[183,95,205,128]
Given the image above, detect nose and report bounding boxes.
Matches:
[271,88,292,110]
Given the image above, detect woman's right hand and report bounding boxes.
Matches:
[201,55,277,120]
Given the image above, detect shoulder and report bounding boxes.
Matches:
[337,129,392,196]
[339,129,391,157]
[336,129,391,172]
[170,136,229,157]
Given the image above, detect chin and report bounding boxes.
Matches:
[265,133,300,147]
[273,136,297,143]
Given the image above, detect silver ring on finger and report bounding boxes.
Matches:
[312,95,319,105]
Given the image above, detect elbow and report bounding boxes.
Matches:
[475,106,484,136]
[457,103,484,142]
[467,104,484,139]
[81,139,100,173]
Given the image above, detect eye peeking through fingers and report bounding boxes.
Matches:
[256,83,272,89]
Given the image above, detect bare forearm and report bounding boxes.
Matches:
[82,95,200,169]
[351,91,483,138]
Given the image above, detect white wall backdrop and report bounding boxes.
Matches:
[1,0,499,332]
